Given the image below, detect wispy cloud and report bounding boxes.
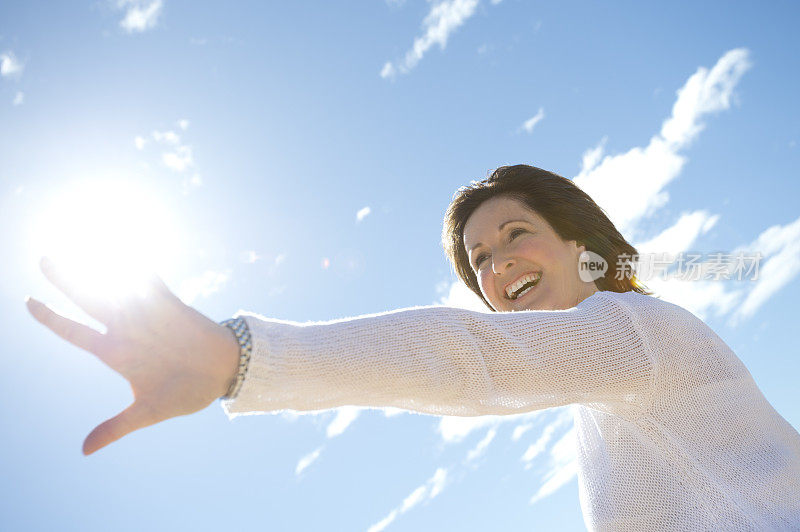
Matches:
[118,0,164,33]
[368,468,448,532]
[574,48,752,240]
[511,421,534,442]
[521,408,572,470]
[578,49,800,321]
[0,51,24,78]
[326,406,361,438]
[437,414,500,443]
[162,145,193,171]
[519,107,545,134]
[381,0,480,80]
[635,210,719,257]
[177,269,230,304]
[295,446,323,476]
[728,217,800,325]
[570,48,789,320]
[12,91,24,106]
[435,278,488,312]
[140,123,204,193]
[521,422,557,469]
[356,206,371,222]
[529,426,578,504]
[465,427,496,463]
[152,130,180,144]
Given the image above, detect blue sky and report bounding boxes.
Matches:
[2,1,799,530]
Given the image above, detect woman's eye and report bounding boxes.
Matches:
[509,228,526,240]
[474,253,489,268]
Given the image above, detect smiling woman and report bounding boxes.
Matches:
[26,165,800,531]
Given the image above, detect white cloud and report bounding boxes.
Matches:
[511,422,534,442]
[521,408,572,470]
[118,0,164,33]
[574,48,752,240]
[326,406,361,438]
[380,0,480,79]
[177,118,190,130]
[521,423,556,468]
[529,426,578,504]
[635,210,719,257]
[0,51,23,78]
[177,269,230,304]
[640,276,742,322]
[134,136,147,150]
[12,91,24,106]
[579,136,607,174]
[368,468,448,532]
[436,278,488,312]
[356,206,371,222]
[465,427,496,463]
[728,216,800,325]
[437,414,499,443]
[660,48,752,150]
[149,128,195,174]
[163,145,193,172]
[152,129,180,144]
[520,107,545,134]
[380,62,396,79]
[295,446,323,476]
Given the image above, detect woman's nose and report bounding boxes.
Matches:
[493,256,515,275]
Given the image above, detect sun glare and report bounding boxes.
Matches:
[29,178,183,305]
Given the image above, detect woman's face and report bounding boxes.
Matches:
[462,195,598,312]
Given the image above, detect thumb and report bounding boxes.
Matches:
[82,401,156,456]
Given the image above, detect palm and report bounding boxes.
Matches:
[26,258,239,455]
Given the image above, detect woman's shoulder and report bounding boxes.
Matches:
[592,290,722,349]
[590,290,705,327]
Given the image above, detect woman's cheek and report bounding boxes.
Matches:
[479,270,496,300]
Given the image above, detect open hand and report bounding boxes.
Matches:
[26,257,241,456]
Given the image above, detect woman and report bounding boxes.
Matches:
[27,165,800,530]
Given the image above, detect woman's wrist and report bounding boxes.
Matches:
[217,317,253,400]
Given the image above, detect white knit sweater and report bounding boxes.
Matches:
[220,290,800,531]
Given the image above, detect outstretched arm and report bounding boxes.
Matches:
[221,293,654,419]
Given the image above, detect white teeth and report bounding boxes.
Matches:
[505,272,541,299]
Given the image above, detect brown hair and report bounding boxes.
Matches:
[442,164,652,311]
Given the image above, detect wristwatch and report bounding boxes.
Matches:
[219,316,253,400]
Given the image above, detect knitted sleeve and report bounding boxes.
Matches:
[220,292,654,419]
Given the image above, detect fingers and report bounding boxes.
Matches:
[26,296,106,357]
[82,401,158,456]
[39,257,112,325]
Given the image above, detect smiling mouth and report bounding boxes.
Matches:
[505,272,542,300]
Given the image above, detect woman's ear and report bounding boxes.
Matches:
[570,240,587,254]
